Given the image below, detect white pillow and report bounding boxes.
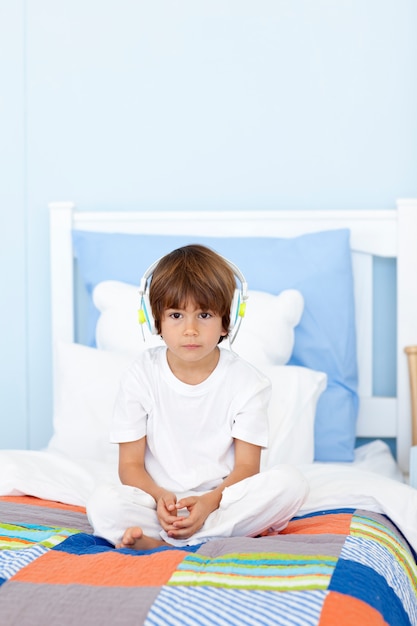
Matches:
[93,280,304,367]
[47,341,133,463]
[231,289,304,367]
[47,342,325,468]
[261,365,327,469]
[93,280,164,353]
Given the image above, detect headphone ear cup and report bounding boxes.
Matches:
[139,293,156,334]
[229,289,241,334]
[228,288,247,344]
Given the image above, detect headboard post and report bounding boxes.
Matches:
[397,198,417,471]
[49,201,76,348]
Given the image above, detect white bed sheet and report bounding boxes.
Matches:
[0,441,416,553]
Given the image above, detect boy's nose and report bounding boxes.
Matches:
[184,320,198,334]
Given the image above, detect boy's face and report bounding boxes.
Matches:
[160,300,227,368]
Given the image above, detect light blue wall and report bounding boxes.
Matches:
[0,1,27,447]
[1,1,417,449]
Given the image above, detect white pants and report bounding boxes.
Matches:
[87,465,309,548]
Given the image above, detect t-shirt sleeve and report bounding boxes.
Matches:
[110,360,148,443]
[230,366,271,448]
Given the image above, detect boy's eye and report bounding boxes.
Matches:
[169,312,182,319]
[199,312,212,319]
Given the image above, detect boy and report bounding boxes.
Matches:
[87,244,308,549]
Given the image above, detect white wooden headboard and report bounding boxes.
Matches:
[49,199,417,473]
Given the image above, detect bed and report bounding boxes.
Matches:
[1,199,417,625]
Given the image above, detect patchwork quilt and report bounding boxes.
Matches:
[0,496,416,625]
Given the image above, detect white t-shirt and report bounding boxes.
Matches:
[111,346,271,493]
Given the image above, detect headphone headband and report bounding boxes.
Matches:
[138,252,248,344]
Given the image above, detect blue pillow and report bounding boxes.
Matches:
[73,229,358,462]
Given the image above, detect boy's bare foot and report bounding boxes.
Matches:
[116,526,167,551]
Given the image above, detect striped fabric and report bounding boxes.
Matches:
[169,552,336,590]
[0,521,82,550]
[146,587,326,626]
[0,545,48,581]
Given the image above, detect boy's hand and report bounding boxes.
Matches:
[156,491,180,530]
[165,492,221,539]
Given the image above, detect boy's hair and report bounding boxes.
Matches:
[149,244,237,339]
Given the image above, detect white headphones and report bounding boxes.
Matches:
[138,254,248,344]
